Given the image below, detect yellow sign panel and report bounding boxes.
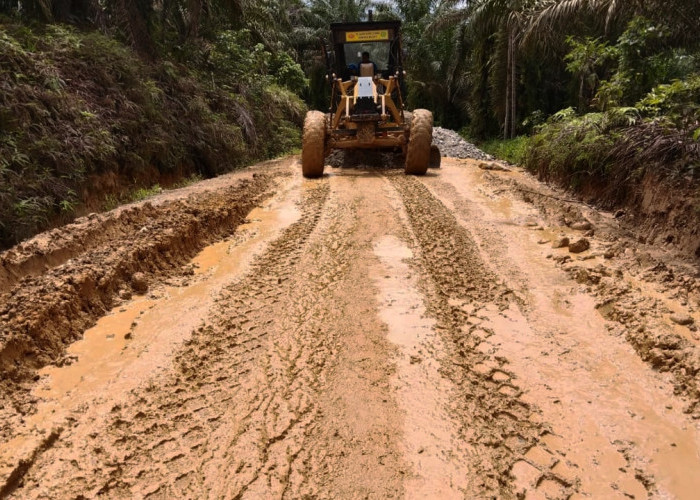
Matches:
[346,30,389,42]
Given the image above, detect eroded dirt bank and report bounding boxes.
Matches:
[1,157,699,498]
[0,163,284,433]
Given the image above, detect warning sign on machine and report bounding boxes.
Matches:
[345,30,389,42]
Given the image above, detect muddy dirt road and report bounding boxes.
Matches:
[1,157,700,499]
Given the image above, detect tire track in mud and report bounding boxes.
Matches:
[7,181,332,499]
[417,173,661,498]
[390,174,579,498]
[8,168,602,499]
[10,176,409,499]
[418,165,700,498]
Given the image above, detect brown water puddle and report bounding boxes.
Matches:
[0,175,302,479]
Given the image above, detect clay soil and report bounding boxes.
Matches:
[1,157,700,499]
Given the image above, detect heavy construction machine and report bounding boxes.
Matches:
[301,20,440,178]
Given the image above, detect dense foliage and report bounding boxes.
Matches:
[1,0,699,244]
[519,12,700,204]
[394,0,699,204]
[0,6,307,247]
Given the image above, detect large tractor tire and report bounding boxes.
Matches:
[405,109,433,175]
[429,145,441,168]
[302,111,326,178]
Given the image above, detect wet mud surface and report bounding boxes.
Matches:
[0,168,277,425]
[1,157,699,498]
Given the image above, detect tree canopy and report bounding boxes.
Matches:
[3,0,697,138]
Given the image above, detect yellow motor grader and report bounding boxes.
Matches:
[301,20,440,178]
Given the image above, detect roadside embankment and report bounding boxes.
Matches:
[0,21,304,249]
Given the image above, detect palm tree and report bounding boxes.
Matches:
[524,0,700,49]
[431,0,531,137]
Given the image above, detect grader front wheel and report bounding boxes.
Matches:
[302,111,326,178]
[405,109,433,175]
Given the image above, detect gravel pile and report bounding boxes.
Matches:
[431,127,493,161]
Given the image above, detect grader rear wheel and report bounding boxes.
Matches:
[405,109,433,175]
[302,111,326,178]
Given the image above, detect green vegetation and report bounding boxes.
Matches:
[131,185,164,202]
[0,16,305,247]
[415,1,698,206]
[474,136,530,165]
[521,16,699,205]
[1,0,699,245]
[372,0,699,138]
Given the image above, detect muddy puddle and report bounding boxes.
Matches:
[0,176,302,480]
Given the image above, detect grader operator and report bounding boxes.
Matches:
[301,20,440,178]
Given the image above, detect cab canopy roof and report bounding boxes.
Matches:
[330,21,401,45]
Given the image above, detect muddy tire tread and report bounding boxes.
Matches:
[405,109,432,175]
[302,111,326,178]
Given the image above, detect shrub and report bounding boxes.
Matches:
[525,83,699,206]
[637,74,700,129]
[525,111,618,192]
[477,136,530,165]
